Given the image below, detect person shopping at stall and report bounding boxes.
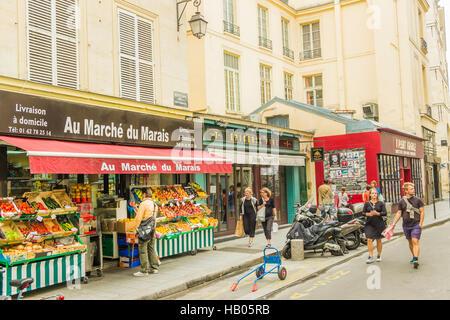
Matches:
[362,188,387,264]
[127,187,159,277]
[257,188,277,248]
[240,188,258,247]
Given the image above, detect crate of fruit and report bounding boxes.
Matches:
[0,221,25,244]
[51,189,78,213]
[43,218,65,235]
[13,198,37,218]
[0,198,20,219]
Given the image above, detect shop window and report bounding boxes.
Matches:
[411,158,424,199]
[377,154,401,203]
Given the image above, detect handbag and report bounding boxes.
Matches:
[234,220,245,238]
[137,216,155,242]
[256,206,266,223]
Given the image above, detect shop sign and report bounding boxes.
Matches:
[379,131,424,158]
[0,90,194,148]
[311,147,324,162]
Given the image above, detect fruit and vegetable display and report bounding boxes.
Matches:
[56,215,77,232]
[42,197,61,210]
[17,202,36,215]
[188,182,208,199]
[132,184,209,205]
[0,202,18,214]
[158,202,204,219]
[28,221,51,235]
[30,201,47,211]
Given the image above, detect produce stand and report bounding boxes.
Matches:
[128,183,217,259]
[0,191,87,296]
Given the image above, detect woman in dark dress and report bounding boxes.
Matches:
[257,187,278,248]
[363,188,387,264]
[240,188,257,247]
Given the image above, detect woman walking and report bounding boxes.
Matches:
[257,187,278,248]
[240,188,258,247]
[362,188,387,264]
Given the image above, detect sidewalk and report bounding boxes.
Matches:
[24,199,450,300]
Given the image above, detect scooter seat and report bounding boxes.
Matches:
[9,278,34,289]
[311,221,338,234]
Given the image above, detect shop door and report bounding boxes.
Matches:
[433,164,440,199]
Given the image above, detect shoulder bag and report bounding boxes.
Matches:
[256,200,266,223]
[137,216,155,242]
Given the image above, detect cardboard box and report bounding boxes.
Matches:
[116,221,135,234]
[126,232,138,244]
[119,256,140,268]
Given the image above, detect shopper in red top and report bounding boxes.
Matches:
[362,185,371,203]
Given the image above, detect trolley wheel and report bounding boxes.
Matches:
[97,269,103,277]
[189,250,198,256]
[82,276,89,284]
[278,266,287,280]
[255,266,265,279]
[213,246,217,251]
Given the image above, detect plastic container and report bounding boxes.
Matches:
[119,246,139,258]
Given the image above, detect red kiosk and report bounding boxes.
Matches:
[314,128,425,208]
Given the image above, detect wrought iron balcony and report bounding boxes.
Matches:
[223,20,240,37]
[300,48,322,61]
[259,36,272,50]
[283,46,294,60]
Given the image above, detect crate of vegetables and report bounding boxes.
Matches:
[40,191,65,214]
[13,198,36,218]
[51,189,78,212]
[0,198,20,219]
[43,218,64,235]
[23,192,49,214]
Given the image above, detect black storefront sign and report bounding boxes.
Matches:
[311,147,324,162]
[0,90,194,148]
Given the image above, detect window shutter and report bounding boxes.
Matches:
[137,18,155,104]
[27,0,53,85]
[118,10,137,100]
[27,0,78,89]
[118,10,155,104]
[55,0,78,89]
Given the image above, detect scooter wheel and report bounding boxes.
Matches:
[278,267,287,280]
[281,245,291,259]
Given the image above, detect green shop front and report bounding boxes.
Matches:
[193,119,309,236]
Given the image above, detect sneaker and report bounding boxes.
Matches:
[133,272,149,277]
[410,258,414,264]
[413,259,419,269]
[366,256,374,264]
[248,242,253,247]
[376,256,382,262]
[149,269,159,274]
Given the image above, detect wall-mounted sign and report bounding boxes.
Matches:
[379,131,424,158]
[0,90,194,148]
[311,147,324,162]
[173,91,189,108]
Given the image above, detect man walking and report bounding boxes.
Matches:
[390,182,425,269]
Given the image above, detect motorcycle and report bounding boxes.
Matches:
[282,199,348,259]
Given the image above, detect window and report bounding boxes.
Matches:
[284,72,293,100]
[260,64,272,105]
[224,52,240,112]
[267,115,289,128]
[223,0,239,36]
[301,22,321,60]
[304,74,323,107]
[281,18,293,59]
[422,127,436,156]
[26,0,79,89]
[258,6,272,49]
[118,9,155,104]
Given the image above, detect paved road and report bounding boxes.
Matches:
[271,221,450,300]
[164,221,450,300]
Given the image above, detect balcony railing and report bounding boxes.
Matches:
[259,36,272,50]
[424,144,437,157]
[283,46,294,60]
[300,48,322,61]
[421,37,428,54]
[223,20,240,37]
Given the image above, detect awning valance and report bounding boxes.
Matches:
[0,136,232,174]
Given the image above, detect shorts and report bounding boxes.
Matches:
[403,224,422,240]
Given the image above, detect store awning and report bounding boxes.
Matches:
[0,136,232,174]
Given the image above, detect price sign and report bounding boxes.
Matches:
[190,200,194,204]
[71,227,78,232]
[36,216,43,222]
[182,201,185,206]
[170,203,174,207]
[51,214,56,220]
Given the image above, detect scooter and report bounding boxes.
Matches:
[282,199,348,259]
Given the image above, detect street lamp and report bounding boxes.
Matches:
[177,0,208,39]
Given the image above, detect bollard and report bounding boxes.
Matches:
[291,239,305,261]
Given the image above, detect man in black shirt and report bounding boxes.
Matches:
[391,182,425,269]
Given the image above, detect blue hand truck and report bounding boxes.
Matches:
[231,247,287,292]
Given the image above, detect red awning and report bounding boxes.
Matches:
[0,135,232,174]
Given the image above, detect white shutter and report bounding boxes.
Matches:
[118,10,137,100]
[118,10,155,104]
[55,0,78,89]
[137,18,154,104]
[26,0,78,89]
[27,0,53,85]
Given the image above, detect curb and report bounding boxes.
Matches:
[148,218,449,300]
